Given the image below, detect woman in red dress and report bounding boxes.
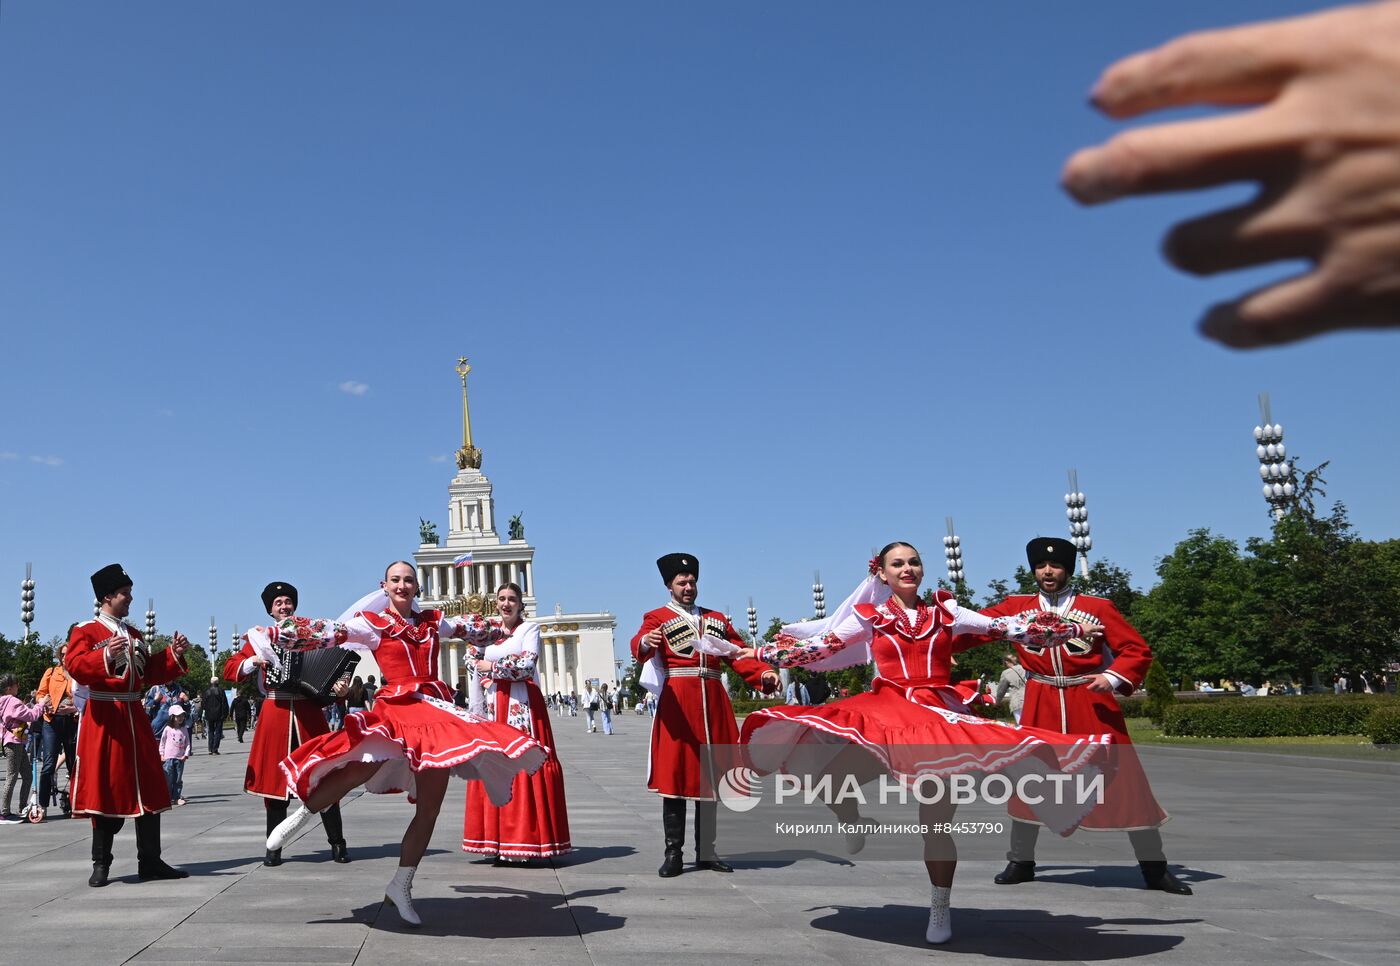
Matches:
[462,582,571,862]
[257,562,547,926]
[728,542,1112,945]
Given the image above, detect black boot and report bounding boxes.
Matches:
[994,860,1036,884]
[1140,861,1194,895]
[658,798,685,878]
[135,813,188,881]
[994,820,1039,884]
[264,799,287,866]
[693,801,732,872]
[322,803,350,863]
[89,818,118,887]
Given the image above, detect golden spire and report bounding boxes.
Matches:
[454,356,482,470]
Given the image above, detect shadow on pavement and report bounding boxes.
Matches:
[808,904,1196,957]
[320,885,627,936]
[1032,864,1222,889]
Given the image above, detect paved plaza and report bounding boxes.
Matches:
[2,714,1396,966]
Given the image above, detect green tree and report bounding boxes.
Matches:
[1247,502,1400,684]
[1075,559,1143,618]
[1143,659,1176,725]
[0,633,63,694]
[1133,529,1261,684]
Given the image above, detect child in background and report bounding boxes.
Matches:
[159,704,191,806]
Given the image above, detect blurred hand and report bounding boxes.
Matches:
[760,671,781,694]
[1064,1,1400,348]
[1084,673,1117,693]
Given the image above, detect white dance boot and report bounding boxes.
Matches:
[385,866,421,927]
[926,884,953,944]
[266,804,313,851]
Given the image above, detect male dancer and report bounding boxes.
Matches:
[224,581,350,866]
[979,538,1191,895]
[65,564,190,886]
[631,553,778,877]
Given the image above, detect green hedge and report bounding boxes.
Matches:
[1161,694,1400,738]
[730,698,784,717]
[1367,708,1400,745]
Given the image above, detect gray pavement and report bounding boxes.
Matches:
[2,713,1396,965]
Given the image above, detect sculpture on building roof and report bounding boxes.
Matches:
[508,513,525,541]
[419,518,439,546]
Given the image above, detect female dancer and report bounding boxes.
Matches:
[461,582,571,862]
[257,562,547,926]
[724,542,1112,945]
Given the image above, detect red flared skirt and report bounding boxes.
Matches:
[741,678,1114,835]
[463,680,571,858]
[280,683,546,808]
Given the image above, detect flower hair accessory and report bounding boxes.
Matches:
[867,555,881,576]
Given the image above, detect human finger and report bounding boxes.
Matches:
[1090,17,1311,119]
[1202,225,1400,348]
[1163,194,1322,276]
[1063,108,1289,204]
[1198,272,1337,348]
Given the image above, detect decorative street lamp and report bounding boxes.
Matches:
[146,599,156,641]
[1254,392,1295,520]
[208,617,218,664]
[230,624,240,663]
[812,571,825,620]
[943,517,965,589]
[21,563,35,647]
[1065,469,1091,578]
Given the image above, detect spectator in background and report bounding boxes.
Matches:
[583,683,600,733]
[159,705,191,807]
[598,683,614,736]
[993,653,1028,725]
[146,683,173,737]
[231,692,252,742]
[345,677,367,717]
[362,675,377,710]
[202,677,228,755]
[37,644,78,814]
[1,674,49,822]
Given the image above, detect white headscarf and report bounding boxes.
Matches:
[776,574,891,672]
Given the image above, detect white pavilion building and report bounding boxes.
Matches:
[352,358,618,698]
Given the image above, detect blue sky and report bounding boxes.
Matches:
[2,1,1395,667]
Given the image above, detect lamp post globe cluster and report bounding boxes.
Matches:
[812,571,825,620]
[943,517,965,588]
[1065,469,1091,578]
[21,563,35,647]
[209,617,218,665]
[146,599,156,641]
[1255,392,1295,520]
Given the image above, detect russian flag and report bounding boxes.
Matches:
[452,552,473,568]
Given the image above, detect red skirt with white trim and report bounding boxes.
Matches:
[463,680,571,859]
[740,677,1114,835]
[280,682,546,807]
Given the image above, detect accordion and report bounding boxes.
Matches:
[264,646,360,703]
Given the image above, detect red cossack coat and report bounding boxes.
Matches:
[66,619,187,818]
[631,604,775,801]
[223,638,333,799]
[976,592,1167,829]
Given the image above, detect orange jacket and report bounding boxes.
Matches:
[36,664,77,722]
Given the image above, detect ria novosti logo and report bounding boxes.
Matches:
[718,766,1106,813]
